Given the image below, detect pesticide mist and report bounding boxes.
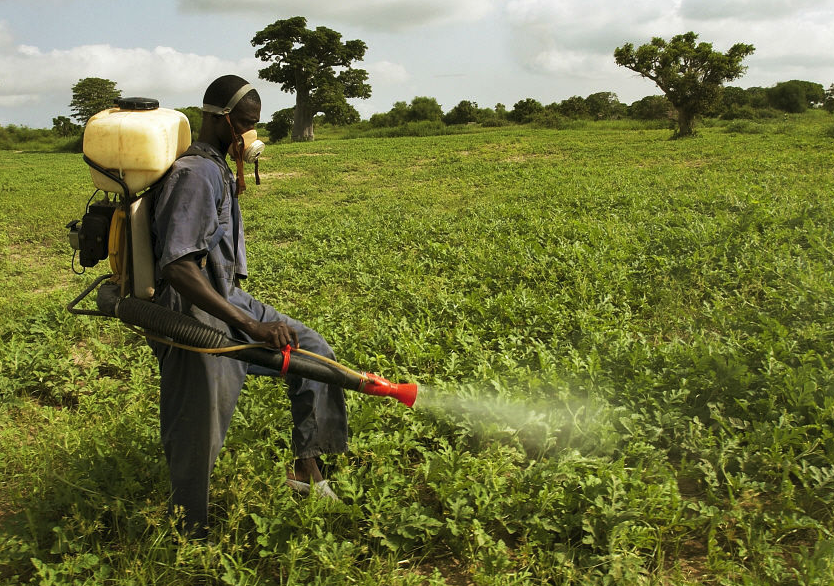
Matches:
[412,379,619,458]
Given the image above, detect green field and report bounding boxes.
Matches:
[1,115,833,584]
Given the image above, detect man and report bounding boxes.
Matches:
[150,75,348,537]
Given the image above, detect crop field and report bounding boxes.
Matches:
[1,116,833,584]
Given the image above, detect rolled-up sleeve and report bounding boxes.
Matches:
[153,164,225,272]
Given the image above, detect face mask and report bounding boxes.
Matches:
[226,119,264,193]
[230,129,265,164]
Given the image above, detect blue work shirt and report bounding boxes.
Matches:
[151,142,258,340]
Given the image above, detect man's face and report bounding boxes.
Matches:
[229,100,261,137]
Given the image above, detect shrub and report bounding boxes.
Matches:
[724,120,766,134]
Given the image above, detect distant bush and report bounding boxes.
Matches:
[531,110,567,129]
[480,117,511,128]
[0,124,81,152]
[721,105,781,120]
[724,120,767,134]
[345,120,467,139]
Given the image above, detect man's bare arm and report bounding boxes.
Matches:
[162,253,298,348]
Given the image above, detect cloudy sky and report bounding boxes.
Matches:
[1,0,832,128]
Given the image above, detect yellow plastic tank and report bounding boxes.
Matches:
[84,98,191,300]
[83,98,191,194]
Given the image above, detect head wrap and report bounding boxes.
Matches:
[202,83,255,115]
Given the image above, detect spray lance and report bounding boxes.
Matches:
[65,97,418,408]
[79,280,418,407]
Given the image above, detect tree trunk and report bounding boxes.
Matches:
[676,107,696,138]
[293,93,315,142]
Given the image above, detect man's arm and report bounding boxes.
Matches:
[162,253,298,348]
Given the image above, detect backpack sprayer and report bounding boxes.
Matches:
[66,97,417,408]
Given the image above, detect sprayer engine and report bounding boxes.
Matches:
[66,196,119,269]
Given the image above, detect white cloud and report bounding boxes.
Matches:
[366,60,409,85]
[179,0,496,30]
[501,0,834,87]
[680,0,825,21]
[0,94,39,107]
[0,43,259,98]
[503,0,680,76]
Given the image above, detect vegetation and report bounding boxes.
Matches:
[69,78,122,126]
[252,16,371,142]
[1,113,833,584]
[615,32,755,137]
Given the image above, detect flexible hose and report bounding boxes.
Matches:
[97,282,369,383]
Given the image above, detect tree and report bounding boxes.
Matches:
[177,106,203,140]
[52,116,81,137]
[767,80,825,113]
[370,101,409,128]
[721,86,749,109]
[628,95,673,121]
[585,91,626,120]
[614,32,754,137]
[558,95,590,119]
[321,101,360,126]
[408,96,443,122]
[252,16,371,141]
[69,77,122,125]
[443,100,479,125]
[825,84,834,114]
[508,98,544,124]
[265,107,295,142]
[745,87,770,109]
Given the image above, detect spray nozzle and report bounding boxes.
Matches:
[358,372,418,408]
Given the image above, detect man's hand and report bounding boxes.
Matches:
[247,320,299,349]
[163,254,298,348]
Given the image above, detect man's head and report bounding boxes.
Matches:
[203,75,261,117]
[200,75,263,192]
[200,75,261,153]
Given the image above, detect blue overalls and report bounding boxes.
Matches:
[149,142,348,533]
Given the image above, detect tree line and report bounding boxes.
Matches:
[356,80,829,131]
[3,19,834,149]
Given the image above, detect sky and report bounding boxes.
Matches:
[1,0,833,128]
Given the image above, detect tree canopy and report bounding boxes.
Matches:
[614,32,754,137]
[766,80,825,113]
[251,16,371,141]
[69,77,122,125]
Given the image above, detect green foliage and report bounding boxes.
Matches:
[628,95,674,121]
[266,107,294,143]
[557,96,591,119]
[176,106,202,140]
[2,117,833,584]
[0,124,81,152]
[584,92,627,120]
[50,117,81,138]
[615,32,755,136]
[443,100,480,125]
[371,97,444,128]
[509,98,544,123]
[407,97,443,123]
[767,80,826,113]
[69,77,121,125]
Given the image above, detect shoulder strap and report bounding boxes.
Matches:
[177,143,228,175]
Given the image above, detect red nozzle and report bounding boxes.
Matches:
[358,372,418,408]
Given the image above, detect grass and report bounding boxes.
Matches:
[1,113,833,584]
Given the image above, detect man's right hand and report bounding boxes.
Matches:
[247,320,299,349]
[163,255,298,349]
